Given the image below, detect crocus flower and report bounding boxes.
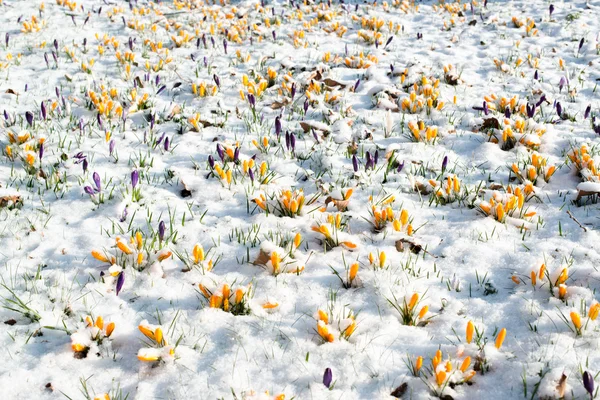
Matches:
[559,76,567,92]
[93,172,101,192]
[158,221,165,242]
[131,170,139,188]
[323,368,332,388]
[120,207,128,222]
[495,328,506,349]
[584,105,591,120]
[275,116,281,138]
[583,371,594,399]
[549,4,554,17]
[442,156,448,173]
[556,102,562,118]
[116,271,124,295]
[41,102,46,120]
[25,111,34,127]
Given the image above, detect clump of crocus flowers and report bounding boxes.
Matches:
[428,174,464,205]
[91,232,172,273]
[388,292,430,326]
[137,321,175,363]
[254,236,305,275]
[568,144,600,183]
[399,76,444,114]
[179,243,215,272]
[406,120,439,144]
[71,315,115,358]
[563,302,600,337]
[510,152,556,185]
[315,308,357,343]
[477,188,535,227]
[198,282,252,316]
[253,189,308,218]
[312,213,357,251]
[368,195,414,234]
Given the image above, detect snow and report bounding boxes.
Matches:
[0,0,600,399]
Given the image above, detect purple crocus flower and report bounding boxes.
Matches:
[120,207,128,222]
[25,111,34,127]
[164,137,169,151]
[536,95,547,108]
[505,108,511,118]
[223,39,227,54]
[41,102,47,120]
[39,143,44,159]
[483,101,489,115]
[44,53,49,68]
[397,161,405,173]
[584,105,591,120]
[285,131,290,150]
[5,32,8,47]
[156,85,167,95]
[275,116,281,138]
[233,147,240,162]
[290,133,296,151]
[556,102,562,118]
[583,371,594,399]
[366,151,373,170]
[208,155,215,169]
[97,113,103,129]
[353,79,360,92]
[53,39,58,51]
[213,74,220,88]
[534,70,539,80]
[93,172,101,192]
[84,186,95,195]
[303,99,309,114]
[559,76,567,92]
[116,272,125,295]
[158,221,165,242]
[131,170,139,189]
[248,93,256,108]
[374,150,379,165]
[291,83,296,100]
[109,139,116,155]
[352,155,358,172]
[323,368,332,388]
[216,144,224,161]
[385,36,393,47]
[549,4,554,17]
[442,156,448,173]
[272,30,276,41]
[248,168,255,182]
[82,158,88,173]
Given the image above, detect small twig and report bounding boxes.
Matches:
[567,210,587,232]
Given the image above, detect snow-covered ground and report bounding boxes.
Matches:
[1,0,600,398]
